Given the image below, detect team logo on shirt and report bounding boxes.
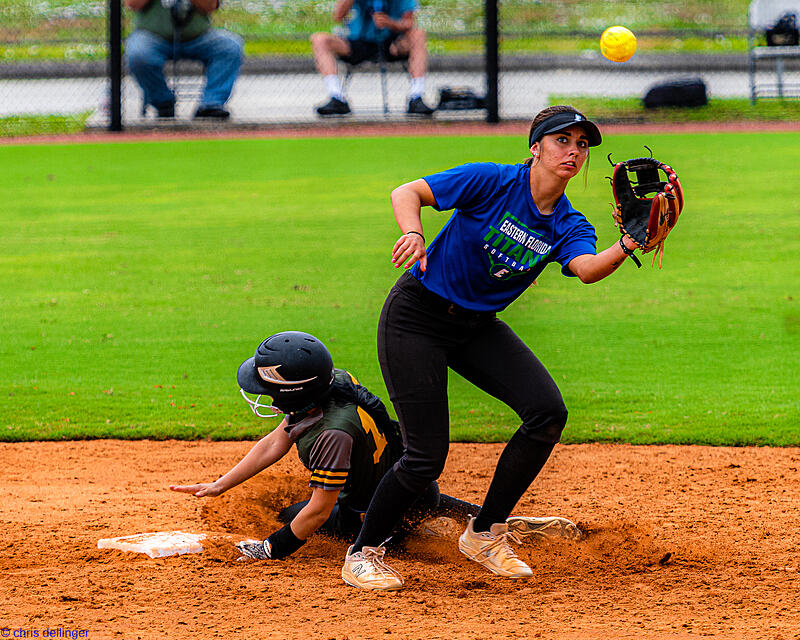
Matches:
[482,213,552,279]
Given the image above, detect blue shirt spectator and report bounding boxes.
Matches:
[347,0,419,43]
[310,0,434,117]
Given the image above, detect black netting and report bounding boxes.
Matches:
[3,0,794,136]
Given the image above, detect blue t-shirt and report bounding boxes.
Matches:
[411,162,597,312]
[347,0,418,43]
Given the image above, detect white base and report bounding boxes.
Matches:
[97,531,206,559]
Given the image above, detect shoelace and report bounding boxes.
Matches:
[360,546,403,581]
[466,529,524,563]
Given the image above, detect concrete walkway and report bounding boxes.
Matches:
[0,53,796,127]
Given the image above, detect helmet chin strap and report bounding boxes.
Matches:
[239,388,282,419]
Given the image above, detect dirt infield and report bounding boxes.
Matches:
[2,441,800,639]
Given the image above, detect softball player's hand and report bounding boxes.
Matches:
[169,481,225,498]
[392,232,427,271]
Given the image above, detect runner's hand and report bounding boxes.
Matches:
[169,482,224,498]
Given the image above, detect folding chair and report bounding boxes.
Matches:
[340,56,408,117]
[139,60,205,118]
[748,0,800,102]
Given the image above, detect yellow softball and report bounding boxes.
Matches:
[600,26,637,63]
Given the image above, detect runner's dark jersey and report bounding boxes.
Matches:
[286,369,402,512]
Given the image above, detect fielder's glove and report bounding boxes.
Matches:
[610,152,684,268]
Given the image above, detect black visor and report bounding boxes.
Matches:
[528,112,602,148]
[237,356,269,395]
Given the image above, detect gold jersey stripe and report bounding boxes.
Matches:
[308,476,347,488]
[310,472,348,481]
[311,473,347,482]
[311,469,349,478]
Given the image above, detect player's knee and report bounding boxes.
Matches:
[215,31,244,61]
[125,42,153,70]
[125,32,161,69]
[310,32,332,50]
[519,402,568,444]
[393,457,447,493]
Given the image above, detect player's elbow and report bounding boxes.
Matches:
[392,179,435,208]
[572,255,610,284]
[567,254,598,284]
[578,270,601,284]
[390,184,415,204]
[571,262,599,284]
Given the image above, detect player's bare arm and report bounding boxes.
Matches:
[390,178,436,271]
[288,487,341,540]
[568,234,639,284]
[373,10,414,33]
[332,0,356,23]
[124,0,150,10]
[169,420,293,497]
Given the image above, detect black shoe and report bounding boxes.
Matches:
[407,96,435,116]
[193,105,230,120]
[154,101,175,118]
[316,97,351,116]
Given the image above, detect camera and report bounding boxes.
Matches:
[365,0,386,17]
[161,0,193,27]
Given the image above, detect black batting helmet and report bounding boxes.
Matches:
[237,331,334,414]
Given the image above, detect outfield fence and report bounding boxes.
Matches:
[2,0,797,135]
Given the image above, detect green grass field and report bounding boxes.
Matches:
[1,131,798,444]
[552,96,800,123]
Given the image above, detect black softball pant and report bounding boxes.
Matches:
[353,272,568,548]
[278,483,479,544]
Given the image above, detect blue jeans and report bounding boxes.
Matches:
[126,28,243,109]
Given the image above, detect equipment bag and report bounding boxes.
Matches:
[766,12,799,46]
[436,87,487,111]
[643,78,708,109]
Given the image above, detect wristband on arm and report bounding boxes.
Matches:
[618,236,642,268]
[264,522,306,559]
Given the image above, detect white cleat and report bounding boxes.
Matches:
[341,544,404,590]
[416,516,461,539]
[458,517,532,578]
[506,516,582,542]
[235,539,271,560]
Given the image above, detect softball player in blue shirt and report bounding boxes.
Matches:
[341,105,642,590]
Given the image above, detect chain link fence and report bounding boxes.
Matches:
[2,0,797,136]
